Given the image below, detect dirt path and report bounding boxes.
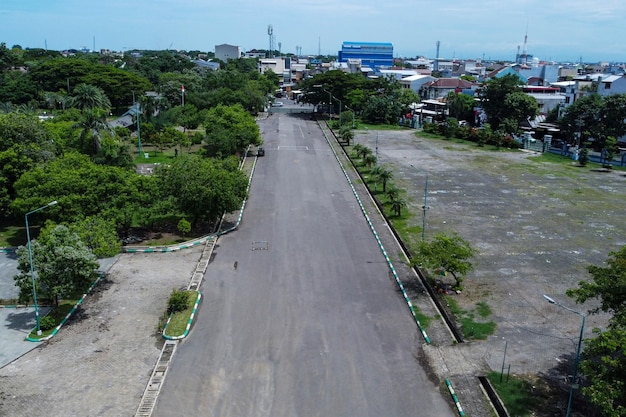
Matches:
[0,249,201,417]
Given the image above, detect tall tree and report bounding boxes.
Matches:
[156,155,248,226]
[73,108,113,154]
[567,246,626,416]
[14,224,99,306]
[203,104,261,157]
[69,84,111,112]
[479,74,536,131]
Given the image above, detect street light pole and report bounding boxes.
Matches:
[25,200,58,336]
[409,164,429,241]
[543,294,586,417]
[313,85,333,121]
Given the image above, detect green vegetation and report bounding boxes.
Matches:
[445,298,496,340]
[28,299,78,339]
[486,371,539,416]
[163,290,199,338]
[411,306,433,329]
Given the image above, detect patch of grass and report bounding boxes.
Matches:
[0,222,26,247]
[133,150,174,164]
[28,299,78,339]
[359,123,409,131]
[411,306,432,329]
[445,297,496,340]
[163,290,199,338]
[486,371,538,417]
[476,301,492,318]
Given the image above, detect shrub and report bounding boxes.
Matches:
[167,289,189,314]
[177,218,191,236]
[39,316,56,331]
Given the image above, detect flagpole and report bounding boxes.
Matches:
[181,85,185,106]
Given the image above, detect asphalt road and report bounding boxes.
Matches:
[153,113,455,417]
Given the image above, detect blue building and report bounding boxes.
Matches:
[338,41,393,69]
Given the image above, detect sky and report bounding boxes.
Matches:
[1,0,626,63]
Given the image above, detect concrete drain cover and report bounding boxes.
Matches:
[251,240,269,250]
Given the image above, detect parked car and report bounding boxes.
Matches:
[257,147,265,156]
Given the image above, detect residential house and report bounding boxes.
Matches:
[420,78,477,100]
[400,74,436,94]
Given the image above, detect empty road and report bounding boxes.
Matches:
[153,112,455,417]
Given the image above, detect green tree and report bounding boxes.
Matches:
[69,216,122,258]
[567,246,626,416]
[479,74,530,130]
[501,92,538,133]
[375,166,394,192]
[447,92,476,123]
[389,195,407,217]
[12,152,143,224]
[0,42,19,71]
[73,108,113,154]
[339,124,354,145]
[14,224,98,306]
[362,153,377,168]
[412,232,476,289]
[203,104,261,158]
[69,84,111,112]
[0,113,57,216]
[156,155,248,227]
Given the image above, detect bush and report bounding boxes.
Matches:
[191,132,203,145]
[177,218,191,236]
[167,289,189,314]
[39,315,56,331]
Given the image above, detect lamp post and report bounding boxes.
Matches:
[344,104,356,129]
[25,200,58,336]
[543,294,586,417]
[313,84,333,120]
[409,164,429,241]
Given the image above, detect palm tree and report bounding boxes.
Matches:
[362,154,377,168]
[339,125,354,145]
[389,196,407,217]
[70,84,111,113]
[74,108,113,154]
[376,166,394,192]
[385,185,401,202]
[351,143,364,159]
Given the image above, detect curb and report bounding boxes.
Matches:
[319,121,431,344]
[162,291,202,340]
[26,274,104,342]
[446,378,466,417]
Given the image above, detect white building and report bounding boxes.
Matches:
[215,44,241,62]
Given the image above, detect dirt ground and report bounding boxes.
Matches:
[0,249,201,417]
[358,130,623,393]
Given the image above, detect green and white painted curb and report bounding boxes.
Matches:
[26,274,104,342]
[446,378,465,417]
[321,123,431,344]
[162,291,202,340]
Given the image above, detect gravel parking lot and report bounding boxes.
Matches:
[357,129,621,376]
[0,249,201,417]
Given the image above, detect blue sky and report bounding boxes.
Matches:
[1,0,625,63]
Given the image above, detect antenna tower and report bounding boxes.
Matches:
[434,41,440,72]
[521,25,528,65]
[267,25,275,58]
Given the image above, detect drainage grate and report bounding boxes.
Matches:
[251,240,269,250]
